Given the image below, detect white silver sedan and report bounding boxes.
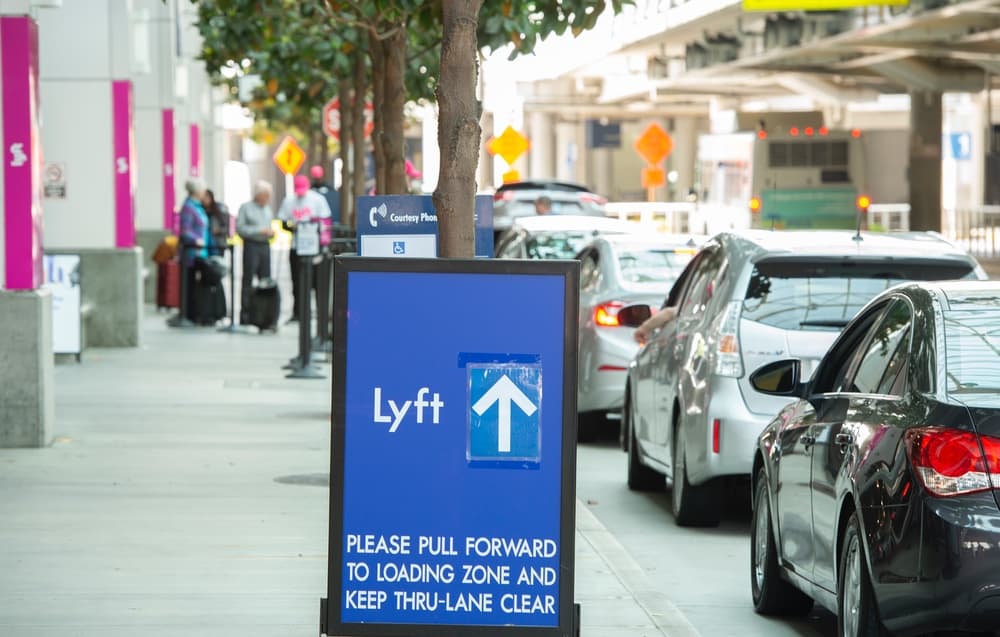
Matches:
[575,234,698,440]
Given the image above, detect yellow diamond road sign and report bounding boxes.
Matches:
[743,0,907,10]
[488,126,530,166]
[273,136,306,176]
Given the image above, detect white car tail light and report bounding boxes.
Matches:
[594,301,625,327]
[906,427,1000,497]
[714,301,743,377]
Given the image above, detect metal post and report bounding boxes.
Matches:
[287,255,324,379]
[313,251,332,353]
[218,243,238,332]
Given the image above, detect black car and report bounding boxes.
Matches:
[749,280,1000,636]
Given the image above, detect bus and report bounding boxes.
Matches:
[749,126,870,230]
[695,120,874,232]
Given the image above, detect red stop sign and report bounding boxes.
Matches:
[322,97,374,140]
[323,98,341,139]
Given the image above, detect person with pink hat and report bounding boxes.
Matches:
[277,173,332,323]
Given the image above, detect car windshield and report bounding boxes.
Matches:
[509,200,586,218]
[617,249,693,284]
[742,258,976,331]
[944,306,1000,400]
[525,231,596,259]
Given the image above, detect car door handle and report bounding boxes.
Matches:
[801,434,816,448]
[835,432,854,447]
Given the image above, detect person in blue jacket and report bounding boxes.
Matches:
[179,179,209,321]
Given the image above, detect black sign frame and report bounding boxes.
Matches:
[322,256,580,637]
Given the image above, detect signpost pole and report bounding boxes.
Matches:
[287,224,324,380]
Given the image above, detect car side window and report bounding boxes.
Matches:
[678,248,724,319]
[579,251,600,291]
[498,235,524,258]
[661,251,702,309]
[811,304,888,394]
[845,300,913,396]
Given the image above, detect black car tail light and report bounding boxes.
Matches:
[906,426,1000,497]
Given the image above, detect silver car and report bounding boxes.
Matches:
[622,230,986,527]
[491,180,607,240]
[576,234,697,440]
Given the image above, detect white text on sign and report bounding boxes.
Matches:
[372,387,445,432]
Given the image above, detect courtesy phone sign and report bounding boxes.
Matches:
[323,257,580,637]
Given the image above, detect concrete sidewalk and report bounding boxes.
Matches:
[0,307,696,637]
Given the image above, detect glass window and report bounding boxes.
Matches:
[580,253,600,290]
[615,248,694,285]
[679,249,725,318]
[944,305,1000,403]
[524,231,596,260]
[811,306,887,395]
[846,300,912,395]
[741,259,975,332]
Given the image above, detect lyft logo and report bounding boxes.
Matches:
[373,387,444,432]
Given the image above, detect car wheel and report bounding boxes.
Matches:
[838,512,885,637]
[626,409,663,492]
[671,425,721,527]
[577,411,601,443]
[751,469,813,616]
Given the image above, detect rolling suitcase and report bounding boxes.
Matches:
[248,278,280,331]
[156,258,180,309]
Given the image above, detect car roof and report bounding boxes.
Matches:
[510,215,641,234]
[722,229,975,260]
[918,281,1000,310]
[496,180,593,193]
[599,232,706,250]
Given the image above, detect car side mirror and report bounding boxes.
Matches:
[617,304,653,328]
[750,359,804,397]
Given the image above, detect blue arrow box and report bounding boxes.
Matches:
[468,363,542,465]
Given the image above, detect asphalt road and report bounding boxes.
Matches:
[574,435,838,637]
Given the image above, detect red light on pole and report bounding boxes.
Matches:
[789,127,800,137]
[857,195,871,211]
[804,126,815,137]
[851,129,862,138]
[749,197,762,213]
[819,126,829,136]
[757,130,768,140]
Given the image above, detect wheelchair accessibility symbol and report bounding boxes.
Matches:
[392,241,406,255]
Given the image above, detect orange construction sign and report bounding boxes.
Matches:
[641,167,666,189]
[634,123,673,165]
[273,136,306,175]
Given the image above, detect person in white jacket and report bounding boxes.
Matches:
[277,174,331,323]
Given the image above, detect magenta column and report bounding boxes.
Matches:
[189,123,201,178]
[162,108,175,232]
[112,81,136,248]
[1,16,43,290]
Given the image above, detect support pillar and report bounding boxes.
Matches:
[909,90,943,232]
[555,121,579,183]
[0,13,53,447]
[671,117,698,202]
[529,111,555,180]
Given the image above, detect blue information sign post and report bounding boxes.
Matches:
[322,257,579,637]
[356,195,494,258]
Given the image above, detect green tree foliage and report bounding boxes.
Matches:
[194,0,353,147]
[477,0,631,59]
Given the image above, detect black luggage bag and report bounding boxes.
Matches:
[248,278,280,331]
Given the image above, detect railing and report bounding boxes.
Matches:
[604,201,752,236]
[949,206,1000,260]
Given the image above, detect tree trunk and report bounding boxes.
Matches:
[352,51,368,202]
[434,0,483,258]
[369,30,386,195]
[381,27,408,194]
[338,75,354,227]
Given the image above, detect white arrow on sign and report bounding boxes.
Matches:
[472,374,537,453]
